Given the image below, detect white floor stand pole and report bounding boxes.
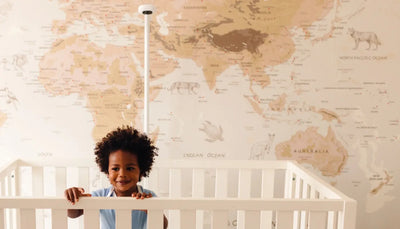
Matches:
[144,14,150,134]
[138,5,155,134]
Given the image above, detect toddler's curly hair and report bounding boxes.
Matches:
[94,126,158,180]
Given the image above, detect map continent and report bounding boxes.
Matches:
[275,126,348,176]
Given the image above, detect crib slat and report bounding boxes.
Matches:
[310,186,316,199]
[277,211,293,228]
[215,169,228,198]
[192,169,205,197]
[84,209,99,228]
[169,169,181,197]
[237,169,252,229]
[181,210,196,229]
[14,169,20,196]
[294,175,301,198]
[192,169,205,229]
[237,211,245,228]
[261,169,274,229]
[0,195,8,228]
[8,172,17,229]
[147,210,163,229]
[116,210,131,229]
[300,182,309,229]
[10,170,16,196]
[293,175,301,229]
[169,169,181,229]
[55,168,66,197]
[168,210,180,229]
[261,211,273,229]
[35,209,45,229]
[196,211,204,229]
[212,210,228,229]
[0,208,4,229]
[2,177,8,196]
[315,191,321,199]
[5,176,14,229]
[148,168,159,191]
[78,168,89,193]
[32,167,44,196]
[306,184,316,228]
[51,209,67,229]
[19,209,35,229]
[327,211,337,229]
[261,169,274,198]
[238,169,251,198]
[309,211,327,229]
[300,211,308,229]
[11,209,16,229]
[6,175,11,196]
[4,209,10,229]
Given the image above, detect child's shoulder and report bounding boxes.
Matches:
[91,186,113,197]
[139,185,157,197]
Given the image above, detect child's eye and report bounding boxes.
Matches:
[127,167,135,171]
[112,167,119,171]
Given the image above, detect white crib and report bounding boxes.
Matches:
[0,158,356,229]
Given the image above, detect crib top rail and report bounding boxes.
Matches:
[0,197,345,211]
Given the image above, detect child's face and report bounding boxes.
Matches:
[107,150,141,196]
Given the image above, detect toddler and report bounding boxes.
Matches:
[65,126,168,229]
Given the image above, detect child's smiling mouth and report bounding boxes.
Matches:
[116,180,131,185]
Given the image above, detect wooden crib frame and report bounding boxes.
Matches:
[0,158,356,229]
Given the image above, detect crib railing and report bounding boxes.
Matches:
[144,160,356,229]
[0,197,349,229]
[0,159,356,229]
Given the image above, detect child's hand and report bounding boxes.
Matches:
[132,192,153,213]
[131,192,153,199]
[65,187,92,205]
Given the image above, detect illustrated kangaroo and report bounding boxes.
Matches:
[348,28,381,50]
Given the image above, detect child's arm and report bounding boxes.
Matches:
[64,187,92,218]
[164,215,168,229]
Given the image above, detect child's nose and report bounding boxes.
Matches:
[119,169,127,176]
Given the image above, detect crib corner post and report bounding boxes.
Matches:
[340,200,357,229]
